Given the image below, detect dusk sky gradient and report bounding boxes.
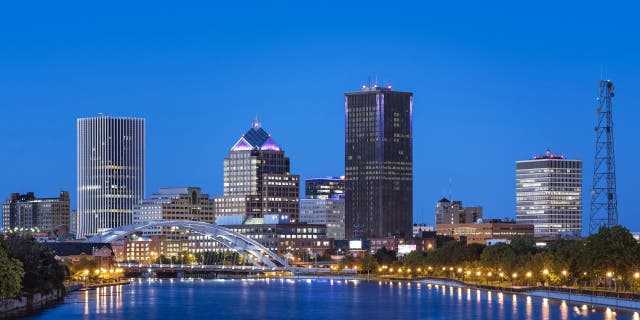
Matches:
[1,1,639,234]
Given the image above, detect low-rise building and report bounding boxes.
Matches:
[44,242,114,269]
[368,237,401,254]
[224,221,332,258]
[436,219,534,245]
[412,223,434,237]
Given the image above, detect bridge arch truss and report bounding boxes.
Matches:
[85,220,292,271]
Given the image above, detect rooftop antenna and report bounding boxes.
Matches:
[252,114,261,129]
[448,177,453,200]
[589,78,618,233]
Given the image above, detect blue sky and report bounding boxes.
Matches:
[1,1,639,233]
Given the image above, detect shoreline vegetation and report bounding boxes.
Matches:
[0,234,67,315]
[330,226,640,296]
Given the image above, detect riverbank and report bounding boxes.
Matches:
[0,280,130,317]
[0,284,77,317]
[414,277,640,310]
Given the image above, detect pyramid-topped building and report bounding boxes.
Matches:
[214,118,299,223]
[231,118,281,152]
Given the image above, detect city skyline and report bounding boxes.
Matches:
[1,2,640,234]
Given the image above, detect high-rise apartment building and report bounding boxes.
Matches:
[435,198,483,225]
[305,177,345,199]
[77,116,145,238]
[345,84,413,239]
[2,191,70,237]
[516,150,582,237]
[214,118,299,222]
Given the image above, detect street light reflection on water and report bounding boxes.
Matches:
[45,279,632,320]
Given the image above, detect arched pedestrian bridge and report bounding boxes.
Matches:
[85,220,300,273]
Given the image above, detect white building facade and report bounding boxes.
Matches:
[516,150,582,237]
[77,116,145,238]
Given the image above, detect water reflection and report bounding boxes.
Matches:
[28,279,634,320]
[542,298,549,320]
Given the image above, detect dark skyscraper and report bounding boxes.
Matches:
[345,84,413,239]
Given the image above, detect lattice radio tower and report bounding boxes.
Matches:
[589,80,618,233]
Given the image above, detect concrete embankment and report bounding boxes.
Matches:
[0,287,71,316]
[527,290,640,310]
[81,280,131,290]
[418,278,640,311]
[0,283,89,316]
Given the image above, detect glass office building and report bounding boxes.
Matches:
[345,85,413,239]
[77,116,145,238]
[516,150,582,237]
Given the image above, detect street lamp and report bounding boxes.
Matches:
[512,273,518,286]
[526,272,532,286]
[606,271,616,291]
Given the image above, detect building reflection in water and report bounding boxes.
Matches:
[542,298,549,320]
[84,285,125,316]
[560,300,568,320]
[73,280,634,320]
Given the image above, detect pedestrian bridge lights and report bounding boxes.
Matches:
[85,219,293,271]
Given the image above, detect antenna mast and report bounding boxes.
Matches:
[589,80,618,233]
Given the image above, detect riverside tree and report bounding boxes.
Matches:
[0,245,24,299]
[1,234,67,295]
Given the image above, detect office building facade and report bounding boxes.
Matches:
[214,118,300,222]
[436,220,535,245]
[345,85,413,239]
[133,187,215,240]
[305,177,345,199]
[300,198,346,240]
[516,150,582,237]
[77,116,145,238]
[435,198,483,225]
[2,191,70,236]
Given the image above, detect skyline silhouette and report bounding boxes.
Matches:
[1,1,639,233]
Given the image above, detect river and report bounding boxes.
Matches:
[23,278,638,319]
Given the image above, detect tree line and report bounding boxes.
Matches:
[351,226,640,290]
[0,234,67,299]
